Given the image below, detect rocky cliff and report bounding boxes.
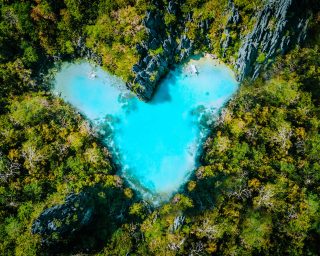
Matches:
[127,0,205,101]
[32,186,130,252]
[32,191,95,246]
[130,0,311,101]
[236,0,310,81]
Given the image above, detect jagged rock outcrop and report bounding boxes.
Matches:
[32,191,94,246]
[129,0,311,100]
[128,1,198,101]
[32,185,131,253]
[221,0,240,56]
[236,0,309,81]
[129,10,172,100]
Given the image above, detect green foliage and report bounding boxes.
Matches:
[164,12,177,26]
[233,0,267,11]
[85,4,148,81]
[0,93,119,254]
[0,0,320,255]
[150,46,164,56]
[240,211,272,250]
[257,52,266,63]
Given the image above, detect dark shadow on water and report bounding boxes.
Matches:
[149,53,205,105]
[150,80,172,104]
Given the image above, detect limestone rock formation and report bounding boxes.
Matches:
[32,184,130,252]
[221,0,240,56]
[128,0,310,101]
[128,1,197,101]
[236,0,309,81]
[32,192,94,246]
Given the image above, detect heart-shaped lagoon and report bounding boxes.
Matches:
[54,56,238,202]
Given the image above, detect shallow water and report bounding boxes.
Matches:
[54,56,238,202]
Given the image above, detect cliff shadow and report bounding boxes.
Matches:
[33,184,135,254]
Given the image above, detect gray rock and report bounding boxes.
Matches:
[146,57,158,72]
[144,10,166,41]
[180,34,191,50]
[236,0,310,81]
[135,43,146,55]
[167,0,178,15]
[129,3,186,101]
[32,192,94,245]
[221,29,231,54]
[149,38,160,50]
[221,1,240,56]
[163,36,176,56]
[132,64,141,73]
[199,19,210,30]
[143,55,152,66]
[227,0,240,25]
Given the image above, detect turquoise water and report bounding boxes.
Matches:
[54,56,238,202]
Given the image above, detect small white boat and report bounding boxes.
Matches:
[190,64,199,75]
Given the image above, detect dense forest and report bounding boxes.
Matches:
[1,0,320,255]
